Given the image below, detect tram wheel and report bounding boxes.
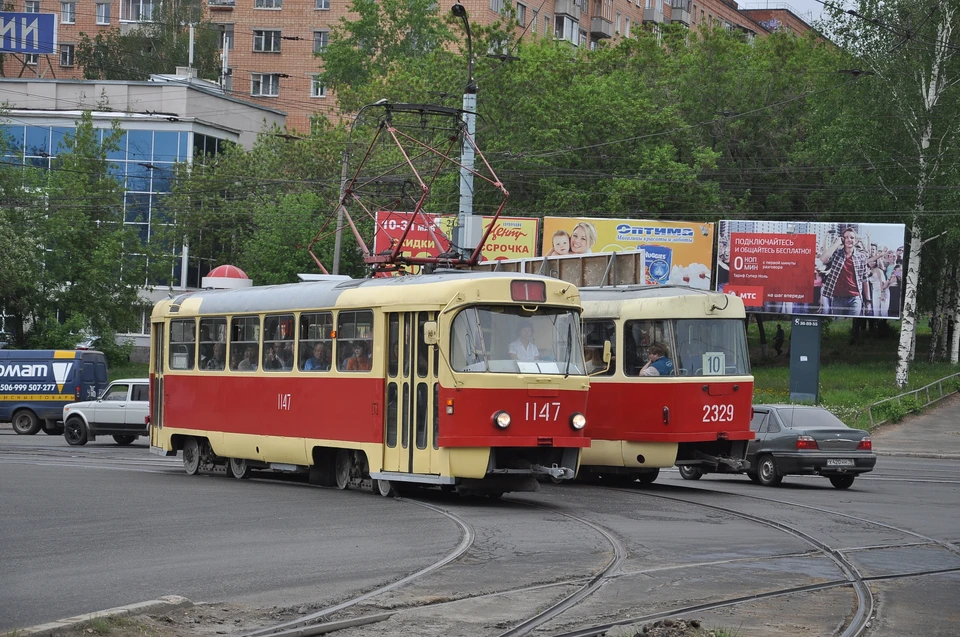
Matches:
[374,479,394,497]
[228,457,251,479]
[183,438,201,476]
[335,450,351,490]
[636,469,660,485]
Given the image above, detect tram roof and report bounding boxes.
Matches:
[579,285,724,301]
[578,285,745,320]
[155,270,576,317]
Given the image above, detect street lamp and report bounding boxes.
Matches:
[452,3,479,259]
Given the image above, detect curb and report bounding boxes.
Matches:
[875,451,960,460]
[7,595,193,637]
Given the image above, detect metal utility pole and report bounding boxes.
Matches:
[452,3,480,260]
[332,145,350,275]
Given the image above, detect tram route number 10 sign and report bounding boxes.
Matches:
[726,233,817,306]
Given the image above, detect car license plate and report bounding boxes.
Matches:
[826,459,854,466]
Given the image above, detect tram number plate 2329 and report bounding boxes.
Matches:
[526,401,561,422]
[702,404,734,422]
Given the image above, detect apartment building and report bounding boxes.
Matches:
[2,0,813,133]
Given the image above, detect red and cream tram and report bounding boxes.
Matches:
[579,285,754,483]
[149,271,590,497]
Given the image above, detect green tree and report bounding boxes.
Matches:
[820,0,960,387]
[76,2,222,81]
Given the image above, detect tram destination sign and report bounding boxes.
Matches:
[716,220,906,319]
[0,12,56,54]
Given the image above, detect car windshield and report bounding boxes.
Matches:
[450,305,585,375]
[777,408,848,429]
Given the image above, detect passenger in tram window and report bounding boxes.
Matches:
[346,341,372,371]
[638,342,674,377]
[206,342,226,371]
[509,321,541,362]
[262,346,283,371]
[279,342,295,369]
[304,343,330,371]
[237,346,258,371]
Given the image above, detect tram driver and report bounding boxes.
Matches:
[509,321,541,362]
[638,342,674,377]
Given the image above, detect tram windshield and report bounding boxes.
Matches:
[450,306,585,375]
[673,319,750,377]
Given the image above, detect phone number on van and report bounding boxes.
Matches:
[1,383,57,392]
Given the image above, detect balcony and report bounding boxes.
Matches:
[554,0,581,21]
[590,16,613,38]
[643,7,665,23]
[208,0,235,9]
[670,7,690,25]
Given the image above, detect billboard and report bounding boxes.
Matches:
[0,13,57,54]
[373,212,539,267]
[541,217,715,288]
[716,220,906,318]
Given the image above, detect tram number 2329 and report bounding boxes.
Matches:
[702,404,734,422]
[526,401,562,421]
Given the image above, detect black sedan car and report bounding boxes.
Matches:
[680,404,877,489]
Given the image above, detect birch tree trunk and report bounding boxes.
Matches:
[938,264,951,361]
[896,222,923,386]
[929,263,947,362]
[952,264,960,363]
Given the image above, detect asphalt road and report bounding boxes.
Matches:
[2,416,959,636]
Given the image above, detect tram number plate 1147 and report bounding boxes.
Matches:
[526,401,561,422]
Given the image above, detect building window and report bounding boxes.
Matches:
[624,17,630,36]
[25,53,38,65]
[544,14,551,35]
[60,1,75,23]
[121,0,154,22]
[615,11,621,33]
[222,67,233,92]
[59,44,74,66]
[254,0,281,7]
[315,0,329,8]
[554,15,578,43]
[253,30,281,53]
[96,2,110,24]
[516,2,526,25]
[313,30,328,53]
[490,0,503,12]
[251,73,280,96]
[311,75,326,97]
[218,24,234,49]
[531,9,538,34]
[24,1,40,12]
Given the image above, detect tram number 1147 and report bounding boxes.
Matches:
[526,401,561,422]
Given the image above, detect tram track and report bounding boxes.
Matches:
[238,498,476,637]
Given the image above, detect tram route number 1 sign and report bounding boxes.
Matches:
[726,232,817,306]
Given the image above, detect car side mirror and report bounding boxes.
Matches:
[423,321,438,345]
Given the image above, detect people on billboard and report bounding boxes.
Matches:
[885,263,903,318]
[546,229,571,256]
[819,226,870,316]
[570,222,597,254]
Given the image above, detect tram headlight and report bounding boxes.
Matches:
[569,412,586,431]
[493,411,511,429]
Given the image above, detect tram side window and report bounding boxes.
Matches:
[168,319,196,370]
[263,314,295,372]
[623,320,673,377]
[583,319,615,376]
[231,316,260,372]
[199,318,227,370]
[337,310,374,372]
[300,312,333,371]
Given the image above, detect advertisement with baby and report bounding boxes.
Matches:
[540,217,715,288]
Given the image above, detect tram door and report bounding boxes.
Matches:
[149,321,164,447]
[383,312,438,475]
